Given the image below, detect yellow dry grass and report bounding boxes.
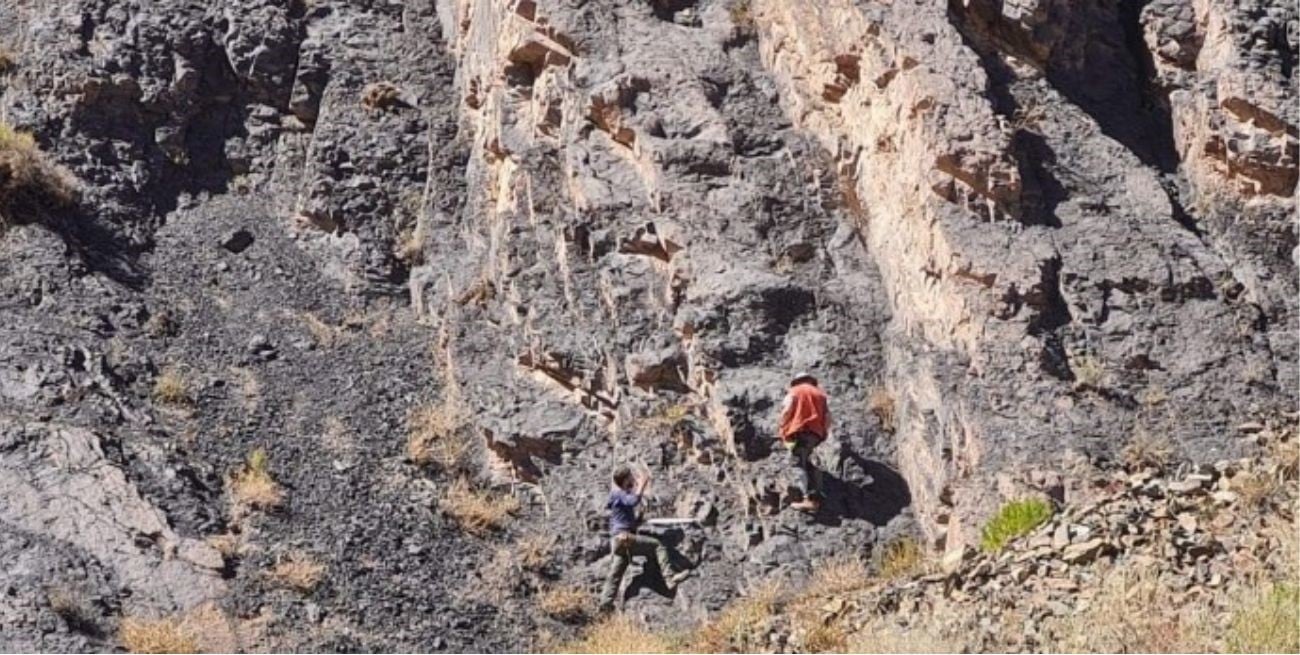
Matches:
[796,557,872,602]
[1047,564,1215,652]
[441,477,518,535]
[120,615,199,653]
[1227,582,1300,653]
[846,621,959,653]
[558,614,674,654]
[1121,425,1174,470]
[867,388,896,433]
[267,550,326,593]
[878,537,927,579]
[407,398,472,470]
[120,604,237,654]
[1070,352,1106,389]
[229,448,282,511]
[537,585,591,621]
[394,221,426,265]
[301,312,340,348]
[0,121,77,227]
[152,367,191,405]
[687,583,780,652]
[517,533,556,571]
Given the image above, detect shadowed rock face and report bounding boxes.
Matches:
[0,0,1293,650]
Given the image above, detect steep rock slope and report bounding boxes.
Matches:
[752,0,1296,548]
[0,0,1294,651]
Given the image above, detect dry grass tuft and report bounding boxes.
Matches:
[48,588,97,634]
[1227,582,1300,653]
[1121,425,1174,471]
[517,533,556,571]
[152,367,191,405]
[267,550,326,593]
[797,556,872,602]
[804,621,851,653]
[407,399,472,470]
[1048,564,1215,652]
[638,403,692,429]
[119,605,232,654]
[119,616,199,654]
[229,448,283,512]
[537,585,591,622]
[1265,431,1299,481]
[361,81,403,111]
[868,388,896,433]
[144,310,178,338]
[441,477,518,535]
[394,221,426,265]
[1069,352,1106,389]
[878,537,927,579]
[782,559,872,653]
[206,533,245,559]
[728,0,754,31]
[1232,469,1281,510]
[300,312,340,348]
[0,121,78,228]
[688,583,780,652]
[559,614,674,654]
[847,621,959,653]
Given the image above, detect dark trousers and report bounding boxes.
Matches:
[788,431,823,499]
[599,533,674,609]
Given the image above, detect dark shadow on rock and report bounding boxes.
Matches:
[1012,129,1066,228]
[813,452,911,527]
[620,529,694,603]
[45,208,150,290]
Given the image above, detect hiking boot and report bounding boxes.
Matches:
[666,570,693,590]
[790,498,821,513]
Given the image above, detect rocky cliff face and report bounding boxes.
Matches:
[0,0,1294,651]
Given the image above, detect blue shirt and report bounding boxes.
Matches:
[607,489,641,536]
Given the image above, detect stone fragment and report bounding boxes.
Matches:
[1062,538,1113,564]
[221,229,255,254]
[942,545,975,573]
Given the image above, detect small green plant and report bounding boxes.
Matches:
[1227,583,1300,653]
[980,498,1053,552]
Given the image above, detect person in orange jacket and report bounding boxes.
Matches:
[778,372,830,512]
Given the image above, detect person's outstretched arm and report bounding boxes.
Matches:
[635,468,652,496]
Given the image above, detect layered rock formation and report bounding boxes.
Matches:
[0,0,1294,650]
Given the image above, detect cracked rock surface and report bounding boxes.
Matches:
[0,0,1294,650]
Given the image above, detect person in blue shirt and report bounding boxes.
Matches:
[598,465,691,612]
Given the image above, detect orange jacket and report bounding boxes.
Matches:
[779,383,830,441]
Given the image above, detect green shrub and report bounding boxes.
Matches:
[980,498,1053,552]
[1227,583,1300,653]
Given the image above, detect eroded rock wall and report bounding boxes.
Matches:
[0,0,1294,649]
[751,0,1296,549]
